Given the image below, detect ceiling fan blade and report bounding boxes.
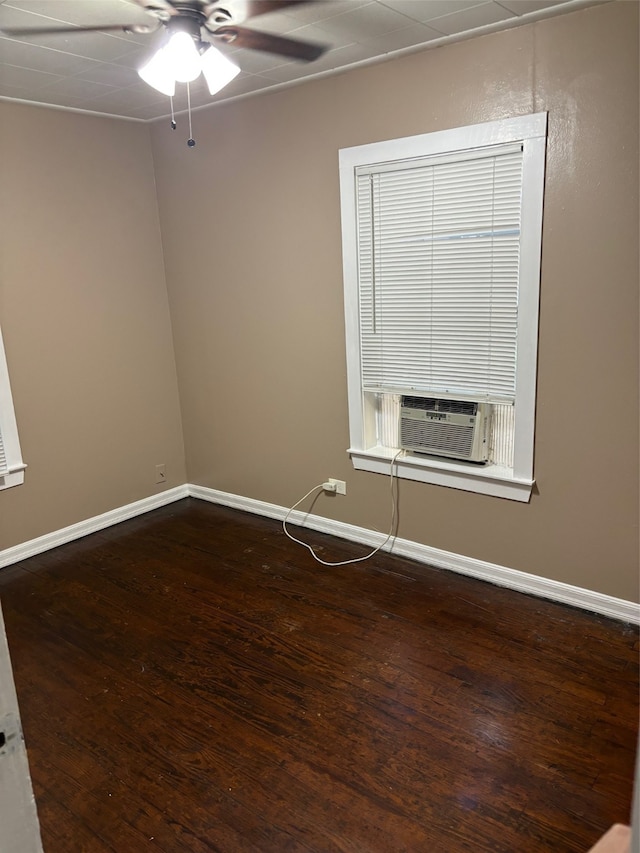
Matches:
[0,22,158,37]
[213,25,326,61]
[132,0,175,16]
[240,1,317,17]
[203,1,315,23]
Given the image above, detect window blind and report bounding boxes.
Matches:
[0,426,7,476]
[356,143,523,402]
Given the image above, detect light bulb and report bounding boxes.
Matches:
[138,47,176,96]
[200,46,241,95]
[165,31,201,83]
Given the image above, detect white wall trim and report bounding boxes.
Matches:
[0,486,189,569]
[189,484,640,625]
[1,483,637,625]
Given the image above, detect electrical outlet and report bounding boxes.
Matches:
[327,478,347,495]
[155,464,166,485]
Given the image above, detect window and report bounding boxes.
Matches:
[0,326,25,490]
[338,114,547,502]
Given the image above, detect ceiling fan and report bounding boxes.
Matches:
[1,0,328,143]
[1,0,328,138]
[1,0,327,61]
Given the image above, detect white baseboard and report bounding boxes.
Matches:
[0,485,189,569]
[1,482,637,625]
[189,484,640,625]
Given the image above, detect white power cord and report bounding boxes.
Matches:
[282,450,404,567]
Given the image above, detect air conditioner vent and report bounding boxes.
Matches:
[402,396,479,416]
[400,395,490,463]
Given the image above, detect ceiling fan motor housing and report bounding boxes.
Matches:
[168,14,203,41]
[167,4,208,40]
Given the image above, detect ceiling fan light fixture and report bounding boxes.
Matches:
[200,46,240,96]
[164,30,201,82]
[138,46,176,96]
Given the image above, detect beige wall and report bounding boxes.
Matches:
[0,4,636,604]
[0,104,186,548]
[151,2,639,602]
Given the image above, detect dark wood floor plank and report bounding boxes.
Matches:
[0,498,637,853]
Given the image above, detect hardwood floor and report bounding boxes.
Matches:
[0,498,637,853]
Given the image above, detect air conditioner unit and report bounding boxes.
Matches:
[399,395,490,463]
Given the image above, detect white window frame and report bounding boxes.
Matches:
[0,326,26,490]
[338,113,547,502]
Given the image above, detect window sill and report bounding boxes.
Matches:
[348,446,533,502]
[0,464,26,491]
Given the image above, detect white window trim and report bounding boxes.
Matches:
[0,326,26,490]
[339,113,547,502]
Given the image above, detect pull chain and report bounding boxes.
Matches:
[187,82,195,148]
[170,95,176,130]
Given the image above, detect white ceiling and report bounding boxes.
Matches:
[0,0,606,121]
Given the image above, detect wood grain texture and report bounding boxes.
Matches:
[0,498,637,853]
